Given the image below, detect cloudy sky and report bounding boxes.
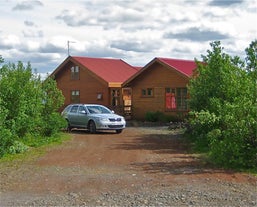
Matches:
[0,0,256,78]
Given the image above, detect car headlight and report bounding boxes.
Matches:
[100,117,109,122]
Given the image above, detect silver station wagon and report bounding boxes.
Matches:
[61,104,126,133]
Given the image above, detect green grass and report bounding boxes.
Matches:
[0,132,71,163]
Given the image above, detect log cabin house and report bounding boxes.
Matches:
[51,56,140,114]
[122,57,197,120]
[51,56,197,120]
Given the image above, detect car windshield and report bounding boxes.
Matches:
[86,105,112,114]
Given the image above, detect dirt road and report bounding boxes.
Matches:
[0,127,256,206]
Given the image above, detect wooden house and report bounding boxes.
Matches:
[51,56,140,114]
[122,57,197,120]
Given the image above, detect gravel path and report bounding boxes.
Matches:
[0,127,256,206]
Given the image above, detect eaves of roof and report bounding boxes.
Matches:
[50,56,71,78]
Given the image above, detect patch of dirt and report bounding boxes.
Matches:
[0,127,256,206]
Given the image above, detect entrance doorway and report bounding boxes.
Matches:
[111,89,120,107]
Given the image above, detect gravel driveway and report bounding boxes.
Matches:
[0,127,256,206]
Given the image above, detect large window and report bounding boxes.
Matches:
[141,88,153,97]
[71,66,79,80]
[165,87,188,110]
[71,90,80,103]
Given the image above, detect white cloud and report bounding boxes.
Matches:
[22,29,44,38]
[12,0,43,11]
[0,34,21,49]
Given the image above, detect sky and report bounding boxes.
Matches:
[0,0,256,78]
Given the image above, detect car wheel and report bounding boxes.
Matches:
[116,129,123,134]
[88,121,96,134]
[66,120,72,132]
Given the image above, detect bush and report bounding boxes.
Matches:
[40,112,66,137]
[144,111,182,123]
[207,101,257,168]
[0,58,65,157]
[8,141,29,155]
[188,40,257,170]
[188,110,220,136]
[0,128,13,157]
[145,111,162,122]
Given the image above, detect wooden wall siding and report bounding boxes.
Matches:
[55,62,110,107]
[130,63,189,120]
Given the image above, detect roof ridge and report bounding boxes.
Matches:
[157,57,196,62]
[72,56,121,61]
[73,56,140,71]
[119,59,141,71]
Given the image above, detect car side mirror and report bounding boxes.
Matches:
[111,110,115,114]
[80,110,87,114]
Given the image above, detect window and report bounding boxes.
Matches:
[71,66,79,80]
[78,105,86,113]
[71,90,80,103]
[70,105,78,113]
[97,93,103,100]
[177,88,188,110]
[142,88,153,97]
[87,105,111,114]
[165,87,188,110]
[165,88,176,109]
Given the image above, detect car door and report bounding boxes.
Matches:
[68,105,79,126]
[77,105,89,127]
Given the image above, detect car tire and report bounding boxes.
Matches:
[116,129,123,134]
[88,121,96,134]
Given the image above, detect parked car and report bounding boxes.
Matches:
[61,104,126,133]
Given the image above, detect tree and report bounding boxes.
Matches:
[0,59,65,157]
[0,55,4,64]
[245,40,257,104]
[40,77,66,136]
[189,41,248,113]
[0,61,43,137]
[188,41,257,169]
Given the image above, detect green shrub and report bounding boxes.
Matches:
[145,111,185,123]
[187,110,220,150]
[145,111,162,122]
[0,128,13,157]
[209,102,257,168]
[8,141,28,155]
[40,112,66,137]
[188,40,257,170]
[0,58,65,157]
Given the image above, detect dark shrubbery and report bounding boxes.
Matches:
[145,111,183,123]
[0,57,66,157]
[145,111,162,122]
[188,41,257,170]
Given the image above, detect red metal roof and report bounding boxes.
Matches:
[133,66,143,70]
[122,57,198,87]
[157,57,197,77]
[72,56,139,83]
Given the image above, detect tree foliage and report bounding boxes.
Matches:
[0,57,66,157]
[188,40,257,169]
